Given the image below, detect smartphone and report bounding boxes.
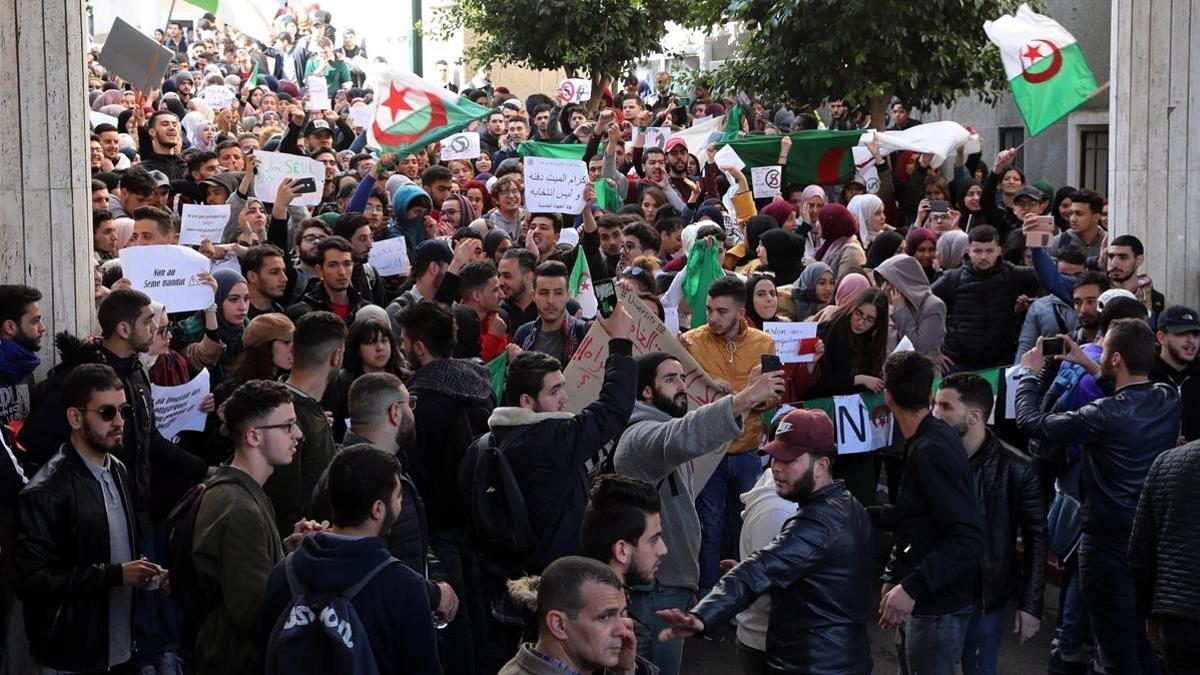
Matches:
[292,177,317,194]
[761,354,782,373]
[1025,215,1054,248]
[929,200,949,213]
[594,279,617,318]
[1042,336,1064,356]
[1035,215,1054,228]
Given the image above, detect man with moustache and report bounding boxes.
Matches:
[656,408,875,675]
[499,248,580,339]
[136,109,187,181]
[1149,305,1200,442]
[0,285,46,428]
[612,353,782,675]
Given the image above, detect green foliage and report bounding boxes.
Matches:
[435,0,687,81]
[685,0,1031,111]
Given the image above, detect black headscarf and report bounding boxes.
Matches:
[741,215,779,266]
[866,231,903,269]
[758,229,805,286]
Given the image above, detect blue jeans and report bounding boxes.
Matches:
[902,607,971,675]
[1053,558,1090,659]
[1079,532,1161,675]
[696,453,763,593]
[628,583,691,675]
[960,608,1005,675]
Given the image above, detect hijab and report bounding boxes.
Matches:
[389,184,434,246]
[846,193,885,248]
[443,193,477,229]
[813,203,858,263]
[483,228,512,259]
[834,272,871,306]
[759,197,795,230]
[937,229,969,270]
[211,269,248,353]
[865,231,903,269]
[758,229,805,286]
[792,261,832,321]
[745,275,780,329]
[742,215,779,264]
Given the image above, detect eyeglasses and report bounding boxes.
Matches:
[302,235,328,244]
[83,404,133,422]
[851,308,877,326]
[363,205,384,214]
[255,420,298,433]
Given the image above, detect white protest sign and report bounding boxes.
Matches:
[89,110,119,129]
[558,227,580,248]
[762,322,819,364]
[852,147,881,194]
[253,150,326,207]
[524,156,589,214]
[1003,366,1021,420]
[367,237,411,276]
[118,245,215,313]
[441,132,481,161]
[642,127,669,150]
[892,335,915,354]
[714,144,745,171]
[178,204,231,245]
[209,252,242,276]
[564,285,729,490]
[306,90,332,111]
[348,104,374,129]
[200,85,235,110]
[557,78,592,104]
[152,369,210,440]
[751,166,782,198]
[663,305,680,335]
[691,114,713,127]
[832,394,894,455]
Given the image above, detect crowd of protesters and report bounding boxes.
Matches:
[1,4,1198,675]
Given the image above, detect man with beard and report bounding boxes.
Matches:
[663,138,700,209]
[16,364,164,673]
[0,284,46,427]
[1106,235,1165,326]
[135,109,187,181]
[1150,305,1200,442]
[242,245,290,319]
[261,445,442,675]
[289,219,331,304]
[285,237,371,324]
[656,408,876,675]
[332,212,386,307]
[612,353,782,675]
[1018,319,1181,675]
[498,248,580,338]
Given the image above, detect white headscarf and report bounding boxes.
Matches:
[846,193,885,248]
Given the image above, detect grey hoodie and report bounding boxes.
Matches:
[613,396,742,591]
[736,468,796,651]
[874,254,947,360]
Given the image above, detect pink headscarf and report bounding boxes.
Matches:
[800,185,825,205]
[834,272,871,306]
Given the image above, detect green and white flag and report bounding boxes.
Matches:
[985,4,1099,137]
[366,70,493,156]
[567,250,598,319]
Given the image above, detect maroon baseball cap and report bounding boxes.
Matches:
[762,409,836,461]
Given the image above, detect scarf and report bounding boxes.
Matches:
[0,339,40,381]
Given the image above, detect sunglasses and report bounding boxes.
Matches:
[82,404,133,422]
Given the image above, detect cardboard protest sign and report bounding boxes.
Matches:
[751,166,782,198]
[557,78,592,104]
[831,394,894,455]
[563,285,729,489]
[178,204,231,245]
[152,369,211,440]
[118,245,215,313]
[367,236,411,276]
[200,85,235,109]
[253,151,326,207]
[524,157,589,214]
[762,322,819,364]
[441,132,481,161]
[98,18,175,94]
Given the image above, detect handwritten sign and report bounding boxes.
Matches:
[832,394,893,455]
[524,156,589,214]
[564,285,729,489]
[441,132,481,161]
[642,127,669,150]
[152,369,210,440]
[179,204,231,245]
[348,104,373,129]
[367,236,411,276]
[557,78,592,104]
[253,150,326,206]
[118,245,215,313]
[751,166,782,198]
[200,85,235,110]
[762,322,819,363]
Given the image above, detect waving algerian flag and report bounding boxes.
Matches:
[367,70,493,156]
[985,4,1099,136]
[185,0,275,42]
[568,251,598,319]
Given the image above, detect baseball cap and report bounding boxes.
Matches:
[1097,288,1137,311]
[761,409,836,461]
[414,239,454,265]
[1013,186,1046,203]
[147,170,171,191]
[663,137,688,153]
[1159,305,1200,334]
[302,119,333,136]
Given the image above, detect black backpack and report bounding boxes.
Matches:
[459,432,535,578]
[165,475,240,625]
[264,553,396,675]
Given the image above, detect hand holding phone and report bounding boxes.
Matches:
[594,279,617,318]
[1042,336,1064,356]
[929,200,949,213]
[292,177,317,194]
[761,354,782,373]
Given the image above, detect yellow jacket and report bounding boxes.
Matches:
[682,319,777,453]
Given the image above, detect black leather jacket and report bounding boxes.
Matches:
[690,481,875,675]
[969,431,1047,617]
[1130,441,1200,621]
[1016,375,1181,536]
[15,445,138,672]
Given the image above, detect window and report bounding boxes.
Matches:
[1079,128,1108,196]
[998,127,1025,169]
